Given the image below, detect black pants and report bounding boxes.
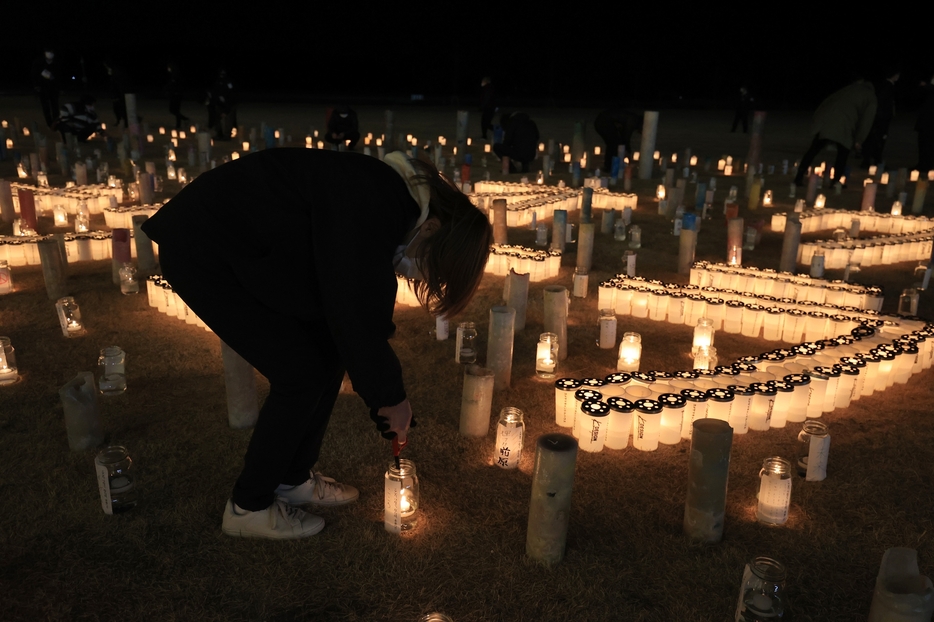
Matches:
[918,131,934,172]
[731,108,749,133]
[113,97,127,128]
[795,135,849,184]
[481,107,495,139]
[39,90,58,127]
[169,97,187,129]
[159,240,345,511]
[861,129,887,167]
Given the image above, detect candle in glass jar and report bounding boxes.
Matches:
[493,407,525,468]
[756,456,793,525]
[535,332,559,378]
[617,332,642,372]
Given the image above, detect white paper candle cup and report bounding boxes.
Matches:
[756,456,793,526]
[804,369,829,418]
[578,400,610,453]
[704,388,734,422]
[726,384,754,433]
[835,363,860,408]
[748,382,777,431]
[769,380,794,428]
[632,398,663,452]
[629,371,657,388]
[781,373,811,422]
[679,389,708,439]
[605,397,635,449]
[601,372,632,398]
[573,388,603,439]
[861,353,881,396]
[553,378,582,427]
[657,393,686,444]
[623,385,654,402]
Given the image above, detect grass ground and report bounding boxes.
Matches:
[0,97,932,621]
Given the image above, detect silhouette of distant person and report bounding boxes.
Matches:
[103,60,128,128]
[731,86,753,133]
[493,112,539,173]
[861,67,900,168]
[325,105,360,150]
[31,48,59,127]
[594,108,642,171]
[794,78,877,187]
[166,62,188,130]
[207,69,236,141]
[916,74,934,172]
[480,77,496,140]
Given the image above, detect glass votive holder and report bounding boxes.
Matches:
[796,419,830,481]
[735,556,786,621]
[95,445,138,514]
[617,332,642,372]
[384,459,419,534]
[493,407,525,469]
[98,346,127,395]
[535,332,559,379]
[56,296,87,338]
[756,456,793,525]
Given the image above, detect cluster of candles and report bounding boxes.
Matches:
[550,318,933,455]
[598,276,883,340]
[9,182,120,216]
[485,245,562,282]
[689,262,884,311]
[102,204,161,229]
[144,275,212,332]
[771,208,934,235]
[0,231,144,266]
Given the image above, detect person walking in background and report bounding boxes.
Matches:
[493,111,539,173]
[794,77,877,188]
[860,66,900,168]
[730,86,753,133]
[325,105,360,150]
[166,62,188,130]
[916,73,934,173]
[480,76,496,140]
[594,108,642,171]
[103,60,128,129]
[31,48,59,128]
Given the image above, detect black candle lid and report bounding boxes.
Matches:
[651,370,674,380]
[771,380,794,392]
[575,388,603,402]
[580,399,610,417]
[606,397,634,412]
[715,365,740,376]
[761,351,786,362]
[838,363,860,375]
[728,384,756,396]
[705,388,735,402]
[695,369,718,377]
[750,382,777,396]
[818,339,839,349]
[631,371,656,383]
[783,373,811,385]
[681,389,708,402]
[903,344,920,355]
[603,372,632,385]
[726,300,745,308]
[852,325,875,339]
[774,347,796,357]
[555,378,582,391]
[733,362,758,373]
[840,355,866,367]
[633,398,662,414]
[658,393,687,408]
[580,377,607,387]
[674,370,699,379]
[862,351,881,363]
[870,348,895,361]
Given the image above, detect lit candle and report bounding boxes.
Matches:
[535,332,558,378]
[384,459,418,534]
[658,393,686,444]
[578,400,610,453]
[493,407,525,468]
[693,317,715,353]
[632,398,663,452]
[910,170,920,182]
[617,332,642,372]
[693,346,718,371]
[554,378,582,427]
[55,296,86,338]
[762,190,773,207]
[747,382,776,431]
[756,456,792,525]
[656,184,666,200]
[605,397,634,449]
[814,194,826,209]
[679,389,708,439]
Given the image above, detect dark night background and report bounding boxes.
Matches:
[1,7,930,110]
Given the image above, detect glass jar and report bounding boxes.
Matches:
[535,332,559,379]
[693,317,715,354]
[617,332,642,372]
[119,262,139,295]
[0,259,12,294]
[55,296,86,338]
[455,322,477,364]
[0,336,18,385]
[384,459,419,533]
[598,309,617,350]
[693,346,718,371]
[899,288,919,316]
[98,346,127,395]
[757,457,793,525]
[628,225,642,249]
[613,219,627,241]
[95,445,137,514]
[797,420,830,480]
[493,407,525,469]
[735,556,786,621]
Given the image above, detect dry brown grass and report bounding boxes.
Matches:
[1,101,933,621]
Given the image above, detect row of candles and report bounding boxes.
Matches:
[0,230,144,267]
[7,181,119,215]
[143,276,212,331]
[771,208,934,236]
[690,261,884,310]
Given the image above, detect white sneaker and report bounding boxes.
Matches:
[276,472,360,507]
[221,499,324,539]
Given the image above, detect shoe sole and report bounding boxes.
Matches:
[277,491,360,508]
[221,521,325,539]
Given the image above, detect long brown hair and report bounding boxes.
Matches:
[409,159,492,317]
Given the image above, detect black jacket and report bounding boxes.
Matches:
[142,149,420,410]
[501,112,539,163]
